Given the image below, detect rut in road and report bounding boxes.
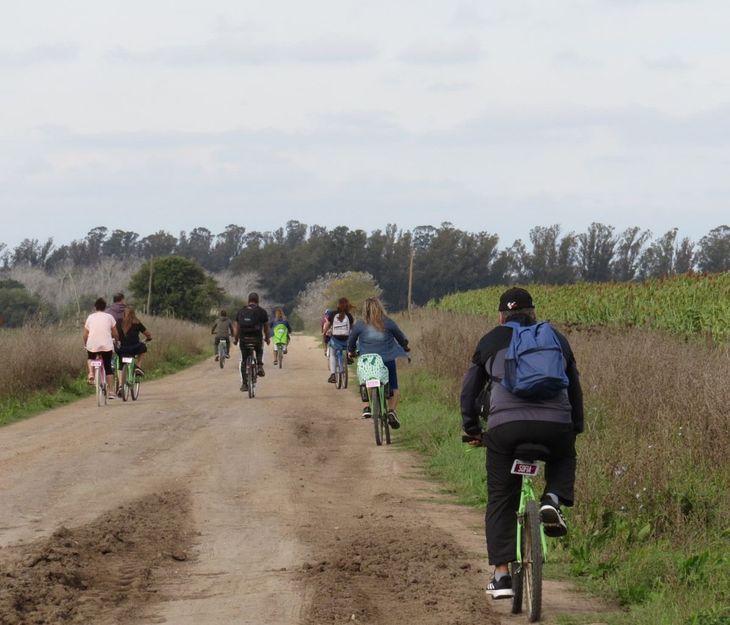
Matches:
[0,491,193,625]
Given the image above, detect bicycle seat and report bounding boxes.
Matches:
[513,443,551,462]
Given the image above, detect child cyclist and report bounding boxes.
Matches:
[270,308,292,365]
[211,310,234,361]
[322,297,354,384]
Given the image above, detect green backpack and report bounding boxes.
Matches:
[273,323,289,344]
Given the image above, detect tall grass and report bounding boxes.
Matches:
[397,310,730,625]
[0,317,209,424]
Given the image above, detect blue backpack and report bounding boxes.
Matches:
[501,321,569,399]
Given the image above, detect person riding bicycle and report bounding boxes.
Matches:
[233,292,270,391]
[107,292,126,324]
[211,310,234,361]
[347,297,409,428]
[270,308,292,366]
[117,306,152,376]
[83,297,120,398]
[460,287,584,599]
[323,297,354,384]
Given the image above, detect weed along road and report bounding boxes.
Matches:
[0,336,604,625]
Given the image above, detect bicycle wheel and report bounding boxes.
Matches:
[343,361,348,389]
[336,354,343,389]
[122,367,130,402]
[131,367,140,401]
[246,356,255,398]
[523,500,543,623]
[278,345,283,368]
[219,341,226,368]
[371,389,382,446]
[510,560,523,614]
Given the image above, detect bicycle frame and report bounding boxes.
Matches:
[515,470,549,564]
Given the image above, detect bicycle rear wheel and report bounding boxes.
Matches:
[219,341,226,368]
[246,356,255,398]
[523,500,543,623]
[336,354,343,389]
[95,364,106,406]
[278,345,283,368]
[122,368,130,402]
[343,361,348,389]
[371,389,383,446]
[510,560,523,614]
[131,368,140,401]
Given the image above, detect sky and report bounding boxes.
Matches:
[1,0,729,250]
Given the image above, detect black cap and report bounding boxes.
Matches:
[498,287,533,312]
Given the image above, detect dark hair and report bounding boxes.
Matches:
[503,308,537,323]
[248,292,259,304]
[95,297,107,311]
[337,297,351,321]
[113,292,124,303]
[220,310,227,317]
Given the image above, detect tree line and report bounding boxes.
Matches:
[2,222,730,312]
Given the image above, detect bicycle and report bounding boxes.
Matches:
[333,345,349,389]
[462,439,549,622]
[356,354,390,446]
[510,443,550,622]
[216,337,229,369]
[239,339,259,398]
[119,354,142,401]
[91,355,107,407]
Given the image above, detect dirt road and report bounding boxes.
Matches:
[0,337,606,624]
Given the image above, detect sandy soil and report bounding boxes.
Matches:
[0,336,609,625]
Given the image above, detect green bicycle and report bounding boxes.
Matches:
[119,355,142,401]
[357,353,391,446]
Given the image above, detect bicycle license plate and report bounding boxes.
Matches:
[91,360,102,368]
[122,357,134,363]
[511,460,540,477]
[365,379,381,388]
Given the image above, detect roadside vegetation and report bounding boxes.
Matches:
[0,317,209,426]
[397,308,729,625]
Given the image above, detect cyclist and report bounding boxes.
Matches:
[233,292,270,391]
[211,310,233,361]
[83,297,120,398]
[270,308,292,366]
[117,306,152,375]
[322,297,354,383]
[460,288,584,599]
[107,292,126,324]
[347,297,409,428]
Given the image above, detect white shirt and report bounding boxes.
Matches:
[85,311,116,352]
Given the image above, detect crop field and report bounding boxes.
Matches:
[432,272,730,342]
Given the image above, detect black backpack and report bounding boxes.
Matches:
[237,306,261,333]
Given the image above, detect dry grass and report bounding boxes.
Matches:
[0,317,209,402]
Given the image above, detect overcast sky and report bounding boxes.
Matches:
[2,0,729,250]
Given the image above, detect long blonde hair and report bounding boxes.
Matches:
[122,307,141,334]
[362,297,386,332]
[275,308,285,321]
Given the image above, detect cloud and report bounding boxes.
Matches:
[0,43,78,67]
[554,50,604,70]
[106,38,377,66]
[643,55,691,71]
[398,40,483,65]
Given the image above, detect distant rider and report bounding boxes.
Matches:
[83,297,120,398]
[117,306,152,375]
[233,292,270,391]
[211,310,234,361]
[270,308,292,366]
[322,297,354,384]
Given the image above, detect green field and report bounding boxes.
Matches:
[432,272,730,342]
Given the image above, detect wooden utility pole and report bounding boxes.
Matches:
[407,248,415,319]
[146,257,154,315]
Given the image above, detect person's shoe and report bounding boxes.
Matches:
[87,377,94,385]
[257,366,265,377]
[347,356,354,365]
[486,575,513,599]
[135,367,145,377]
[328,374,336,383]
[283,346,288,354]
[540,499,568,537]
[214,355,219,361]
[240,382,248,392]
[106,391,116,401]
[226,353,230,359]
[362,406,372,419]
[273,359,278,366]
[386,410,401,429]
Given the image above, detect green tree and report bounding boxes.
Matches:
[0,286,46,327]
[129,256,222,322]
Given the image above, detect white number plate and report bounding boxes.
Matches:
[510,460,540,477]
[122,357,134,363]
[365,379,381,388]
[91,360,103,368]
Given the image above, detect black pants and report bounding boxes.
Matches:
[484,420,576,565]
[239,337,263,373]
